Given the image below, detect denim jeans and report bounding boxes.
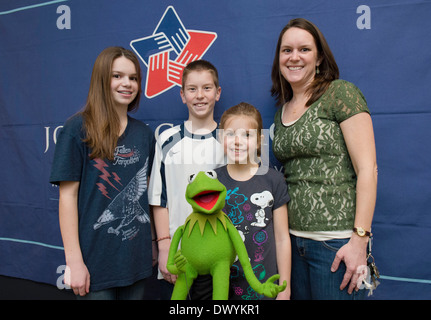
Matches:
[290,234,366,300]
[76,278,149,300]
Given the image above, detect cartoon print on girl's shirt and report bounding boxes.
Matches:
[231,264,266,300]
[225,187,248,224]
[226,187,275,300]
[250,190,274,227]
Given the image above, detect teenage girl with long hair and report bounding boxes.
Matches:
[50,47,155,299]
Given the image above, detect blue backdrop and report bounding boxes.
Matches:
[1,0,430,299]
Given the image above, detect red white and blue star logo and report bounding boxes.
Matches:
[130,6,217,98]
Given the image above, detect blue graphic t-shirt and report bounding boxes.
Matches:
[50,114,155,291]
[214,165,290,300]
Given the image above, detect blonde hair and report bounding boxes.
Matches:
[81,47,142,160]
[219,102,263,156]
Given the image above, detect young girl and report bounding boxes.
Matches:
[50,47,155,299]
[215,102,291,300]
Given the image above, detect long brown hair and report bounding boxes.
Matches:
[81,47,142,160]
[270,18,339,106]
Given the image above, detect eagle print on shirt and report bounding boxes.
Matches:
[93,157,150,241]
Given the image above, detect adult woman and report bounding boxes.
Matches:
[271,18,377,299]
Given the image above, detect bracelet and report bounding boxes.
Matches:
[156,236,171,242]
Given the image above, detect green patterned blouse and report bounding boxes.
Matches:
[272,80,370,232]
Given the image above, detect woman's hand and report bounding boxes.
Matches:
[331,235,368,294]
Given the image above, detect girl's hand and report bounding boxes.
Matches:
[65,261,91,296]
[276,288,291,300]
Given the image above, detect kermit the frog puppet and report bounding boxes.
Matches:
[166,170,287,300]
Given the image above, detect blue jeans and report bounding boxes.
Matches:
[76,278,149,300]
[290,234,366,300]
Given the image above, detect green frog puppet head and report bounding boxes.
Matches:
[186,170,227,215]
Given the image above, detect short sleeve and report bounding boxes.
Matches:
[148,135,167,207]
[331,80,370,123]
[271,169,290,210]
[49,116,85,185]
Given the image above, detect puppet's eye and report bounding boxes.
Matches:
[205,170,217,179]
[188,173,197,183]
